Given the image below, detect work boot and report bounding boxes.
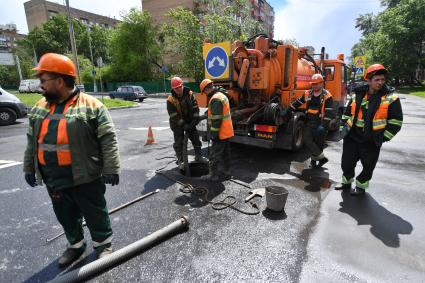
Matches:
[58,245,86,268]
[194,154,208,163]
[177,159,185,170]
[350,186,366,196]
[316,157,329,168]
[335,183,351,191]
[219,172,232,181]
[95,244,113,259]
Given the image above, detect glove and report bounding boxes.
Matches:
[25,173,36,187]
[103,174,119,186]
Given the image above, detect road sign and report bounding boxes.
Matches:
[92,69,97,76]
[354,55,366,77]
[203,41,231,80]
[355,67,364,75]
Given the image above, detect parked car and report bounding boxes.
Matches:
[0,86,28,126]
[109,85,148,102]
[19,79,41,93]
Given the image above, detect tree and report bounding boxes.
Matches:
[352,0,425,85]
[108,8,161,81]
[162,8,204,82]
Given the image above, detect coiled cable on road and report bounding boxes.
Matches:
[154,159,260,215]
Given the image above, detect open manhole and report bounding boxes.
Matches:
[179,162,209,177]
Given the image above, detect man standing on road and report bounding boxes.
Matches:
[23,53,120,267]
[200,79,234,181]
[336,64,403,195]
[167,76,207,170]
[286,73,334,168]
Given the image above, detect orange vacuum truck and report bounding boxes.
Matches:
[196,34,350,150]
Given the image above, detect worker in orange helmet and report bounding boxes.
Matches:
[199,79,234,181]
[336,64,403,195]
[23,53,120,267]
[285,73,334,168]
[167,76,208,170]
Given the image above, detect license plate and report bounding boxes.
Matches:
[197,119,207,132]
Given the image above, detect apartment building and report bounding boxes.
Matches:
[24,0,120,31]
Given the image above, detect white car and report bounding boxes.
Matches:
[19,79,41,93]
[0,86,28,126]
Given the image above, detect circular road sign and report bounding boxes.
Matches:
[205,46,228,78]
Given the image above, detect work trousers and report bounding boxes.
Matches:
[303,120,327,160]
[48,178,112,248]
[341,136,381,189]
[172,127,202,161]
[210,139,231,176]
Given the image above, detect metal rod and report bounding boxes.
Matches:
[46,189,160,243]
[48,216,189,283]
[65,0,81,84]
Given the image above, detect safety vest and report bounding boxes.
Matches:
[167,89,193,116]
[37,95,77,166]
[346,93,399,131]
[208,92,234,140]
[304,89,332,118]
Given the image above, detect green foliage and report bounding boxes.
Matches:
[162,8,204,82]
[109,8,160,81]
[352,0,425,84]
[0,65,20,86]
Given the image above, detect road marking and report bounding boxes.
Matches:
[128,127,170,131]
[0,188,22,194]
[0,160,23,169]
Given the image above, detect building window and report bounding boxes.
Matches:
[48,10,58,19]
[80,18,89,25]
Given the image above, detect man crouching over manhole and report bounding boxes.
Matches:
[23,53,120,267]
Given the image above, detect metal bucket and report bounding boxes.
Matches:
[265,186,288,212]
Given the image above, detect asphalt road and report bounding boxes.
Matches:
[0,95,423,282]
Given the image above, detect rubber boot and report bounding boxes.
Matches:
[310,159,317,168]
[177,159,185,170]
[201,163,219,181]
[58,243,86,268]
[194,147,208,163]
[350,186,366,196]
[95,243,113,259]
[316,157,329,168]
[335,183,351,191]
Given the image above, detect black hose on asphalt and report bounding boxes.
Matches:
[48,216,189,283]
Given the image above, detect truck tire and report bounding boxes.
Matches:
[0,108,17,126]
[138,98,144,102]
[292,120,304,150]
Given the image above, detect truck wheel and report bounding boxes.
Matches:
[0,108,17,126]
[138,98,144,102]
[292,120,304,150]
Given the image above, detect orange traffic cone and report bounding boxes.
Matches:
[145,126,155,145]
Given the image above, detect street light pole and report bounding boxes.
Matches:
[87,27,97,92]
[65,0,81,84]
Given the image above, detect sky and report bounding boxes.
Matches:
[1,0,382,58]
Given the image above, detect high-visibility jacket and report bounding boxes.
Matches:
[24,90,120,188]
[37,95,77,167]
[167,87,199,128]
[208,91,234,140]
[341,85,403,145]
[289,89,334,123]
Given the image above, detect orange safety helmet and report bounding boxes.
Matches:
[171,77,184,89]
[33,53,76,77]
[200,79,213,92]
[311,73,324,84]
[365,64,387,79]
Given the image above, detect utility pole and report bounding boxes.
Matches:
[65,0,81,84]
[87,27,98,92]
[15,55,23,81]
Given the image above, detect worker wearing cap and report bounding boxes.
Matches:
[167,76,207,170]
[200,79,234,181]
[286,73,334,168]
[336,64,403,195]
[23,53,120,267]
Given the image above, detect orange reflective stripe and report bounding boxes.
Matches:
[37,104,55,165]
[56,97,73,166]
